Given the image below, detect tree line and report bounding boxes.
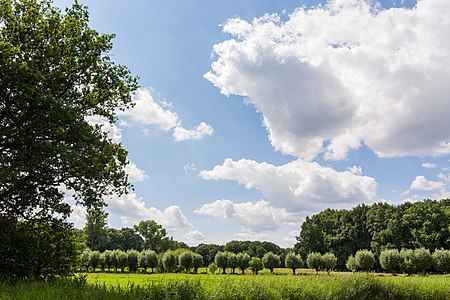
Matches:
[294,199,450,270]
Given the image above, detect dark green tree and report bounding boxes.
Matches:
[84,208,108,251]
[214,251,228,274]
[134,220,168,252]
[285,252,303,275]
[262,252,280,273]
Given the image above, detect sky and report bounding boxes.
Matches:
[55,0,450,248]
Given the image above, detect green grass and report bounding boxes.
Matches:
[1,271,449,299]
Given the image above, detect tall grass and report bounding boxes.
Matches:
[1,273,449,299]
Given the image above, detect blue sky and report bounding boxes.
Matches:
[58,0,450,247]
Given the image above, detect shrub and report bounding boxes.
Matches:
[162,251,177,273]
[262,252,280,273]
[322,252,337,272]
[237,252,250,274]
[285,253,303,275]
[379,249,400,275]
[433,249,450,273]
[399,249,416,275]
[249,257,263,275]
[306,252,322,272]
[214,252,228,274]
[208,262,218,274]
[355,250,375,272]
[346,255,357,272]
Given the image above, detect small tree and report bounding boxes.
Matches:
[146,250,159,273]
[162,251,177,273]
[110,250,119,272]
[321,252,337,273]
[103,250,113,272]
[262,252,280,274]
[400,249,416,275]
[127,249,139,273]
[249,257,263,275]
[208,262,218,274]
[227,252,239,274]
[80,249,91,272]
[116,250,128,273]
[192,253,203,273]
[215,251,228,274]
[379,249,400,275]
[355,250,375,273]
[433,249,450,273]
[346,255,357,272]
[89,250,100,272]
[413,248,432,274]
[285,253,303,275]
[99,252,106,272]
[306,252,322,273]
[237,252,250,274]
[179,251,193,273]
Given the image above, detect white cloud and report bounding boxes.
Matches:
[347,165,363,175]
[184,163,199,173]
[183,230,206,245]
[200,158,378,212]
[106,193,192,231]
[119,87,179,131]
[85,115,122,143]
[69,205,87,228]
[125,162,148,182]
[205,0,450,160]
[422,163,436,169]
[409,175,446,191]
[173,122,214,141]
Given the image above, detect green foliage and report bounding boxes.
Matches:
[322,252,337,272]
[400,249,416,275]
[432,249,450,273]
[262,252,280,273]
[162,251,177,273]
[285,252,303,274]
[237,252,250,274]
[134,220,169,253]
[178,251,193,273]
[249,257,263,274]
[127,249,139,272]
[306,252,322,272]
[227,252,239,274]
[355,249,375,272]
[192,253,203,273]
[379,249,400,274]
[84,208,108,251]
[214,251,228,274]
[80,249,91,272]
[208,262,218,274]
[116,250,127,272]
[89,250,100,271]
[139,249,158,273]
[413,248,432,274]
[346,255,357,272]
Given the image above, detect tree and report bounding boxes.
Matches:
[127,249,139,273]
[0,0,137,278]
[227,252,239,274]
[262,252,280,273]
[134,220,169,252]
[98,252,106,272]
[379,249,400,275]
[237,252,250,274]
[285,253,303,275]
[306,252,322,273]
[162,251,177,273]
[103,250,114,272]
[139,250,158,273]
[80,249,92,272]
[355,250,375,272]
[346,255,357,272]
[84,208,108,251]
[432,249,450,273]
[178,251,193,273]
[413,248,432,274]
[249,257,263,275]
[116,250,128,272]
[215,251,228,274]
[208,262,218,274]
[321,252,337,273]
[399,248,416,275]
[192,253,203,273]
[89,250,100,272]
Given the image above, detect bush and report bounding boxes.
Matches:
[285,253,303,275]
[433,249,450,273]
[208,262,218,274]
[306,252,322,272]
[249,257,263,275]
[355,250,375,272]
[379,249,400,275]
[322,252,337,272]
[346,255,357,272]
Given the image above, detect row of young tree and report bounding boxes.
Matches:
[295,199,450,269]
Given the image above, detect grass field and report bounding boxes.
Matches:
[1,270,449,299]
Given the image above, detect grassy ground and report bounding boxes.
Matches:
[1,270,449,299]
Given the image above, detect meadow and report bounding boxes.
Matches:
[1,270,449,300]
